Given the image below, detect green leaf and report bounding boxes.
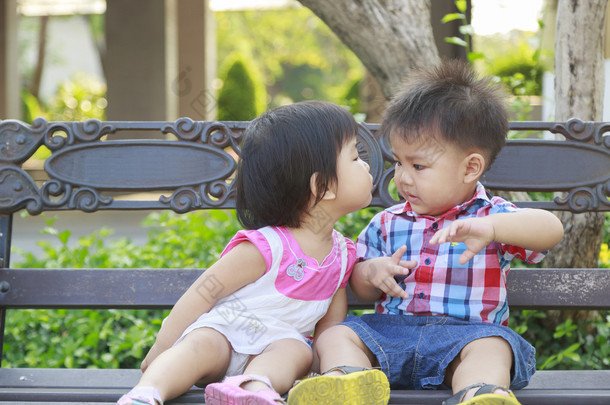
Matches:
[441,12,465,23]
[58,230,71,245]
[444,37,468,47]
[455,0,467,13]
[467,52,485,62]
[459,24,474,36]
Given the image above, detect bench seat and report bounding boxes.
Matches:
[1,368,609,404]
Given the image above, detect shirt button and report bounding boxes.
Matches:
[419,291,425,299]
[425,257,431,265]
[432,222,438,231]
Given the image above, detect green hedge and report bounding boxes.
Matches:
[6,210,609,370]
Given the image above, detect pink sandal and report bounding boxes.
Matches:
[205,374,286,405]
[116,386,163,405]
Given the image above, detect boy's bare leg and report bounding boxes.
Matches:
[445,336,513,400]
[314,325,378,376]
[137,327,231,401]
[240,338,313,394]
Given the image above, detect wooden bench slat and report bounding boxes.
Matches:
[1,368,608,404]
[2,268,609,310]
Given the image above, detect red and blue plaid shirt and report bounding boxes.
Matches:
[356,183,546,326]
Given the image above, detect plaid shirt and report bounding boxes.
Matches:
[356,183,546,326]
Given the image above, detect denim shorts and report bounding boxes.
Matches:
[341,313,535,390]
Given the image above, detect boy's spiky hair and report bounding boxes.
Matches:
[381,59,509,168]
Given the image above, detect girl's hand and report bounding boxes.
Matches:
[359,246,416,299]
[430,218,495,264]
[140,342,164,372]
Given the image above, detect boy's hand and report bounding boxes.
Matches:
[359,245,416,299]
[430,218,495,264]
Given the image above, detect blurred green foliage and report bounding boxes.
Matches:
[7,210,241,368]
[45,72,107,121]
[21,73,108,160]
[215,6,364,109]
[7,209,610,370]
[217,54,266,121]
[21,73,107,124]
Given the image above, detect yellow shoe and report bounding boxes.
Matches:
[287,367,389,405]
[443,383,521,405]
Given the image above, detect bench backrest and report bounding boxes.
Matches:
[0,118,609,313]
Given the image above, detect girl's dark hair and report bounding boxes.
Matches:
[235,100,357,230]
[380,59,509,168]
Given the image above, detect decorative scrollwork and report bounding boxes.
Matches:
[554,182,610,212]
[551,118,594,142]
[40,179,72,207]
[356,124,384,186]
[161,119,243,156]
[68,188,112,212]
[200,181,233,207]
[207,123,233,148]
[0,166,43,214]
[159,181,236,213]
[594,122,610,148]
[0,118,46,163]
[550,118,610,147]
[72,119,115,142]
[376,167,402,208]
[204,122,243,155]
[44,119,115,150]
[160,187,201,213]
[162,117,206,141]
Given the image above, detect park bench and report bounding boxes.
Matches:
[0,116,609,404]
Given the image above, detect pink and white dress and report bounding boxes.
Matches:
[177,226,357,355]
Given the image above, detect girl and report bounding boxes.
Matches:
[117,101,375,405]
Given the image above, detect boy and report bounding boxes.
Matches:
[288,60,564,405]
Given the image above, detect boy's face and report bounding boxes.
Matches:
[390,131,476,216]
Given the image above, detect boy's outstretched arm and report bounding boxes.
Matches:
[430,209,564,264]
[349,246,416,302]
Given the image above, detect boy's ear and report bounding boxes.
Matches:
[310,172,336,200]
[463,152,486,183]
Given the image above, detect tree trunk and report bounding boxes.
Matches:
[28,15,49,100]
[360,70,386,123]
[297,0,440,99]
[549,0,607,268]
[541,0,608,331]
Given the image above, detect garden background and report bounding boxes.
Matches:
[3,0,610,372]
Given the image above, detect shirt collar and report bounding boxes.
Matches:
[387,182,491,219]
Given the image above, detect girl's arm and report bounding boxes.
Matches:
[141,241,266,370]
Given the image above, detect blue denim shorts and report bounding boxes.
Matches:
[341,314,535,390]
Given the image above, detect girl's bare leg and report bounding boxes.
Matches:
[136,327,232,401]
[241,338,313,394]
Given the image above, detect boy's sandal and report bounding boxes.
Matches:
[117,386,163,405]
[286,366,390,405]
[205,374,286,405]
[442,383,521,405]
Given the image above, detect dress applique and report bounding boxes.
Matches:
[286,258,306,281]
